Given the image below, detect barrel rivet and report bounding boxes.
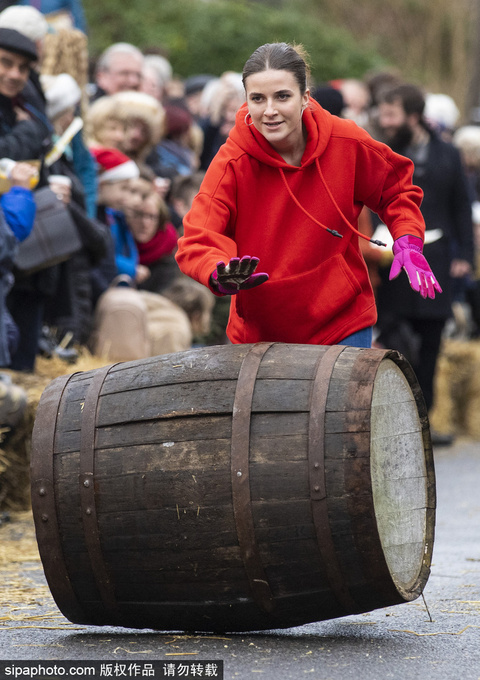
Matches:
[39,488,46,496]
[41,514,48,522]
[237,471,242,477]
[83,480,90,488]
[85,508,92,515]
[314,485,320,492]
[314,463,320,469]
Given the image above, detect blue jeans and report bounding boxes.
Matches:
[338,327,372,348]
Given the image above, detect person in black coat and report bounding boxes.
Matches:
[0,28,56,371]
[375,83,474,421]
[0,28,50,160]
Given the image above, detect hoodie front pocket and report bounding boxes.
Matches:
[234,253,363,343]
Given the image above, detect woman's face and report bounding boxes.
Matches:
[245,68,309,155]
[129,194,160,243]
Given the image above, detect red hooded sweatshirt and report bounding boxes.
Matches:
[176,99,425,345]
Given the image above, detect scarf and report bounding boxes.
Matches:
[136,222,178,266]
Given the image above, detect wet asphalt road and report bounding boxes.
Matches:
[0,438,479,680]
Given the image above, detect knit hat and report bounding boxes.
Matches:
[0,6,49,43]
[0,27,37,62]
[164,103,193,137]
[91,147,140,183]
[40,73,82,120]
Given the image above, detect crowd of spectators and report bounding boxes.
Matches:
[0,4,479,437]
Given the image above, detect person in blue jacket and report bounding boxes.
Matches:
[0,161,37,367]
[0,163,36,427]
[16,0,87,33]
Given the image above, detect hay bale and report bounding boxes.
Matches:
[430,338,480,439]
[0,350,112,511]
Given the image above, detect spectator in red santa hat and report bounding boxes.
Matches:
[89,147,148,301]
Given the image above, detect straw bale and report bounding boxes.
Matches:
[0,511,66,621]
[430,339,480,439]
[0,350,112,511]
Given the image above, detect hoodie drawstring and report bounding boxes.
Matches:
[279,162,386,247]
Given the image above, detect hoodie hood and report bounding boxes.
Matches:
[228,99,334,168]
[228,99,383,244]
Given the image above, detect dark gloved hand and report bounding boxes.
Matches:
[211,256,269,295]
[389,235,442,299]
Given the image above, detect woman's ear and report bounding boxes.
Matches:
[302,89,310,111]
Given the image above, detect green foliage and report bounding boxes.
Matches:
[83,0,386,83]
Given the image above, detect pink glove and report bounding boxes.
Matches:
[389,234,442,299]
[211,256,269,295]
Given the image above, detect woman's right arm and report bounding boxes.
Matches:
[175,161,239,290]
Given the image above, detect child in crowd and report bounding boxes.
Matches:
[90,146,143,296]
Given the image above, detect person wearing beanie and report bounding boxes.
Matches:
[41,72,82,121]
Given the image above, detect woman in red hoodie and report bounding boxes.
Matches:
[175,43,441,347]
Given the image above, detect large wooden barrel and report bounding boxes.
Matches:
[31,343,435,632]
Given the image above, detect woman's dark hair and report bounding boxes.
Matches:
[242,42,310,94]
